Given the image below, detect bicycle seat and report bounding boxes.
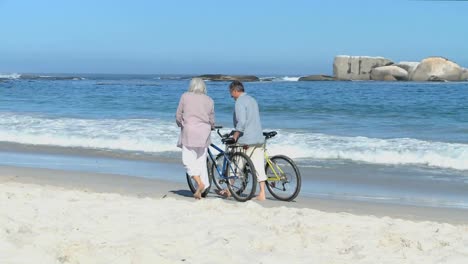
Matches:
[263,131,277,139]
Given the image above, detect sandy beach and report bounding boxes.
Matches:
[1,165,467,264]
[2,0,468,263]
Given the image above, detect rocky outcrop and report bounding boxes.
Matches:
[370,66,408,81]
[394,62,419,77]
[461,68,468,81]
[19,74,82,80]
[298,75,335,81]
[197,74,259,82]
[333,56,393,80]
[409,57,463,81]
[383,75,397,81]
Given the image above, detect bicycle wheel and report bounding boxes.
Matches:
[209,153,227,191]
[226,152,257,202]
[265,155,301,201]
[186,158,211,198]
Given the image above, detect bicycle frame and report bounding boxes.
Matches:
[207,143,238,181]
[263,136,286,181]
[264,151,285,181]
[260,130,302,201]
[186,126,259,202]
[207,144,226,179]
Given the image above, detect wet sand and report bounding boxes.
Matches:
[2,165,468,224]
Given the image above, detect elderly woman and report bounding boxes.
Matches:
[176,78,215,199]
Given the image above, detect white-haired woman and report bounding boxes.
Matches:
[176,78,215,199]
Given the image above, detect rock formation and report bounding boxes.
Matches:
[394,62,419,77]
[461,68,468,81]
[298,75,335,81]
[333,56,393,80]
[370,65,408,81]
[409,57,463,82]
[197,74,259,82]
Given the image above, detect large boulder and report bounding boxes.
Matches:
[409,57,463,81]
[461,68,468,81]
[333,55,393,80]
[298,75,335,81]
[197,74,259,82]
[394,61,419,77]
[383,75,397,81]
[370,65,408,81]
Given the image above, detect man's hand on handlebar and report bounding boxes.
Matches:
[221,137,237,145]
[231,131,241,142]
[213,126,240,144]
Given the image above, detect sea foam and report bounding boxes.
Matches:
[267,130,468,171]
[0,73,21,79]
[1,113,467,171]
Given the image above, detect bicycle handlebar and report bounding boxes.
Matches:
[213,126,277,143]
[213,125,237,144]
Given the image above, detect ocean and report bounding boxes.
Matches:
[1,73,467,208]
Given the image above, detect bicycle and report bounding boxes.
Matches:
[262,131,301,201]
[186,126,257,202]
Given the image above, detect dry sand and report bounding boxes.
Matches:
[1,166,467,264]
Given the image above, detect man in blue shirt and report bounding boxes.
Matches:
[229,80,267,201]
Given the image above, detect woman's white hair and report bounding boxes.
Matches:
[188,78,207,94]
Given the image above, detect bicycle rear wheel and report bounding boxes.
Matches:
[186,158,211,198]
[265,155,301,201]
[226,152,257,202]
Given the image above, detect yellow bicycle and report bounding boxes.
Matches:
[262,131,301,201]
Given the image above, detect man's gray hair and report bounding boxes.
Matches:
[188,78,207,94]
[229,80,244,92]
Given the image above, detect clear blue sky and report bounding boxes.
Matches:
[1,0,467,75]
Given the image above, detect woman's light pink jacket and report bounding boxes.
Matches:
[176,92,215,148]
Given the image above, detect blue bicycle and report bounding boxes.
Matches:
[186,126,257,202]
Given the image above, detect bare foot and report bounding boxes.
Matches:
[255,193,266,201]
[194,183,205,199]
[215,189,231,198]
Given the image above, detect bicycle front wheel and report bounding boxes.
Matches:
[226,152,257,202]
[265,155,301,201]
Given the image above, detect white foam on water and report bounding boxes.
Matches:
[0,113,180,153]
[266,130,468,171]
[1,113,467,171]
[0,73,21,79]
[258,76,300,82]
[281,76,300,81]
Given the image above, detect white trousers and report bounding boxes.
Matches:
[182,146,210,189]
[243,146,267,182]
